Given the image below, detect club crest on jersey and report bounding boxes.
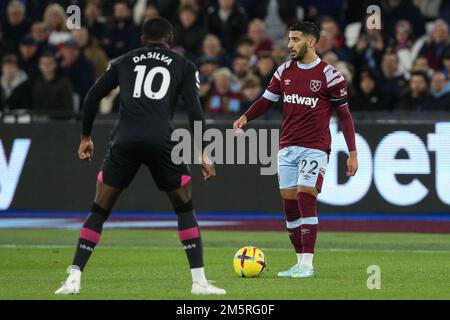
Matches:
[310,80,322,92]
[284,79,292,86]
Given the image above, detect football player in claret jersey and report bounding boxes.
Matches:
[55,17,226,295]
[233,22,358,278]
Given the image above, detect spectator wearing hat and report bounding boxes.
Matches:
[204,67,243,114]
[60,38,96,111]
[2,1,31,53]
[17,35,40,78]
[396,70,433,111]
[0,54,31,113]
[102,1,141,58]
[32,53,74,119]
[173,4,208,63]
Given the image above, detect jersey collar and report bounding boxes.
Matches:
[296,57,321,69]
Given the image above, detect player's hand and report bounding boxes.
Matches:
[201,154,216,181]
[201,163,216,181]
[346,151,358,176]
[233,115,247,133]
[78,136,94,161]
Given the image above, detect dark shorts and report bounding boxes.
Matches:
[99,141,190,191]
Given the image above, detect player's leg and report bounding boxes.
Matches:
[146,143,225,295]
[293,148,328,278]
[277,147,304,277]
[56,143,139,295]
[71,180,122,273]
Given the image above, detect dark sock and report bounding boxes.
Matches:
[282,199,303,253]
[174,200,203,269]
[297,192,319,254]
[72,203,110,271]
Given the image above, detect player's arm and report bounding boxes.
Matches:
[233,70,281,131]
[181,61,215,181]
[330,82,358,176]
[79,61,119,161]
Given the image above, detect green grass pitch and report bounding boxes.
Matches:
[0,229,449,300]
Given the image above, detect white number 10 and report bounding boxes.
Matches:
[133,65,171,100]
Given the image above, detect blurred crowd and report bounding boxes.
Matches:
[1,0,450,123]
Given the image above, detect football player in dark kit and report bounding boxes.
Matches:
[55,17,226,296]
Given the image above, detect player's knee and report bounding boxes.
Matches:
[167,184,191,207]
[297,185,318,197]
[280,188,297,200]
[173,199,194,215]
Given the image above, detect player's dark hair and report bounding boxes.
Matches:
[142,17,173,45]
[289,22,321,43]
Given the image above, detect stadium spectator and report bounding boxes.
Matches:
[72,27,109,79]
[254,51,276,88]
[0,54,31,112]
[396,70,432,111]
[240,75,263,112]
[32,53,74,119]
[102,1,141,58]
[388,20,415,53]
[429,71,450,110]
[411,55,433,78]
[247,19,273,55]
[350,24,385,74]
[234,36,257,68]
[173,4,207,63]
[204,67,243,113]
[44,3,72,46]
[350,71,386,111]
[142,3,160,23]
[441,49,450,77]
[2,1,30,52]
[271,41,289,66]
[30,21,49,52]
[419,19,450,70]
[232,55,251,88]
[378,0,426,39]
[59,39,96,111]
[316,16,348,61]
[198,34,229,67]
[378,52,407,110]
[197,56,220,103]
[83,2,107,43]
[17,35,40,78]
[206,0,249,52]
[299,0,345,23]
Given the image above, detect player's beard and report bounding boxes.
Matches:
[291,43,308,62]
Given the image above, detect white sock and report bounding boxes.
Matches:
[191,267,208,285]
[296,253,303,265]
[301,253,314,269]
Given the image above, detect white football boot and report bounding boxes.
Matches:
[191,280,226,295]
[55,266,81,295]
